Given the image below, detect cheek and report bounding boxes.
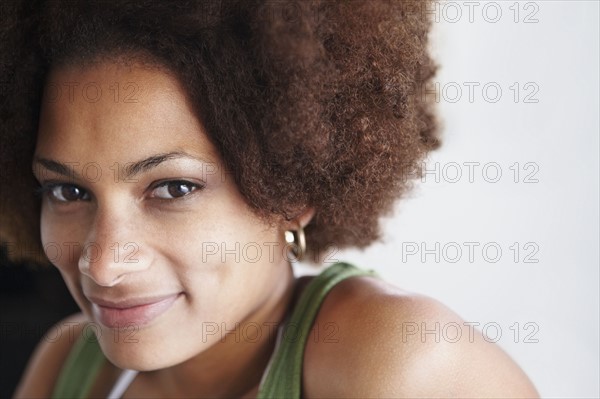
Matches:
[39,207,98,319]
[40,206,81,272]
[158,196,282,264]
[40,207,63,264]
[163,213,284,303]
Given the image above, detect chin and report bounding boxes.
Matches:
[96,329,199,371]
[99,339,177,371]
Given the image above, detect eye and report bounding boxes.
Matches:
[37,183,91,202]
[150,180,203,199]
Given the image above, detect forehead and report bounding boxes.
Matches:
[36,60,218,164]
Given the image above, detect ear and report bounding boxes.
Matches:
[297,207,315,228]
[283,207,316,230]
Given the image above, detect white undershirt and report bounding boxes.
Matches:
[106,369,138,399]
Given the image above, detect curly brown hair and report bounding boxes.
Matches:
[0,0,440,264]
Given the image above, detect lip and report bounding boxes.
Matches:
[89,293,182,329]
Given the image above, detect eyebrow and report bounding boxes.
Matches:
[33,151,211,180]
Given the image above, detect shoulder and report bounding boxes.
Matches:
[302,275,539,398]
[14,312,89,399]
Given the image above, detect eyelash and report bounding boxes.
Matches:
[148,180,205,201]
[34,183,89,202]
[34,180,204,203]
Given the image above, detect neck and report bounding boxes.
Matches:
[140,264,297,398]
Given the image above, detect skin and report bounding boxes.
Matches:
[15,60,540,398]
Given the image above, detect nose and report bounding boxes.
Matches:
[78,206,151,287]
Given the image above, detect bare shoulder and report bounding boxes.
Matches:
[303,275,539,398]
[14,312,89,399]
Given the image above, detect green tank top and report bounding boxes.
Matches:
[51,262,379,398]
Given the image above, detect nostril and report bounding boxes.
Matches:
[103,274,126,287]
[78,262,127,287]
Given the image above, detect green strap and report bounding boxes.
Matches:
[52,331,105,399]
[257,262,379,398]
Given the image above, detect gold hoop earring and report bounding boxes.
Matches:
[284,221,306,262]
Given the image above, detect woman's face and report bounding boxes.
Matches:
[33,60,294,370]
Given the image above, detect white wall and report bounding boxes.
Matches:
[296,1,599,397]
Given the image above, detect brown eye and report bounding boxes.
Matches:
[151,181,202,199]
[50,184,90,202]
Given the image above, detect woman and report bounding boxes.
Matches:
[1,1,538,397]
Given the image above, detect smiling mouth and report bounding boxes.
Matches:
[90,293,182,329]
